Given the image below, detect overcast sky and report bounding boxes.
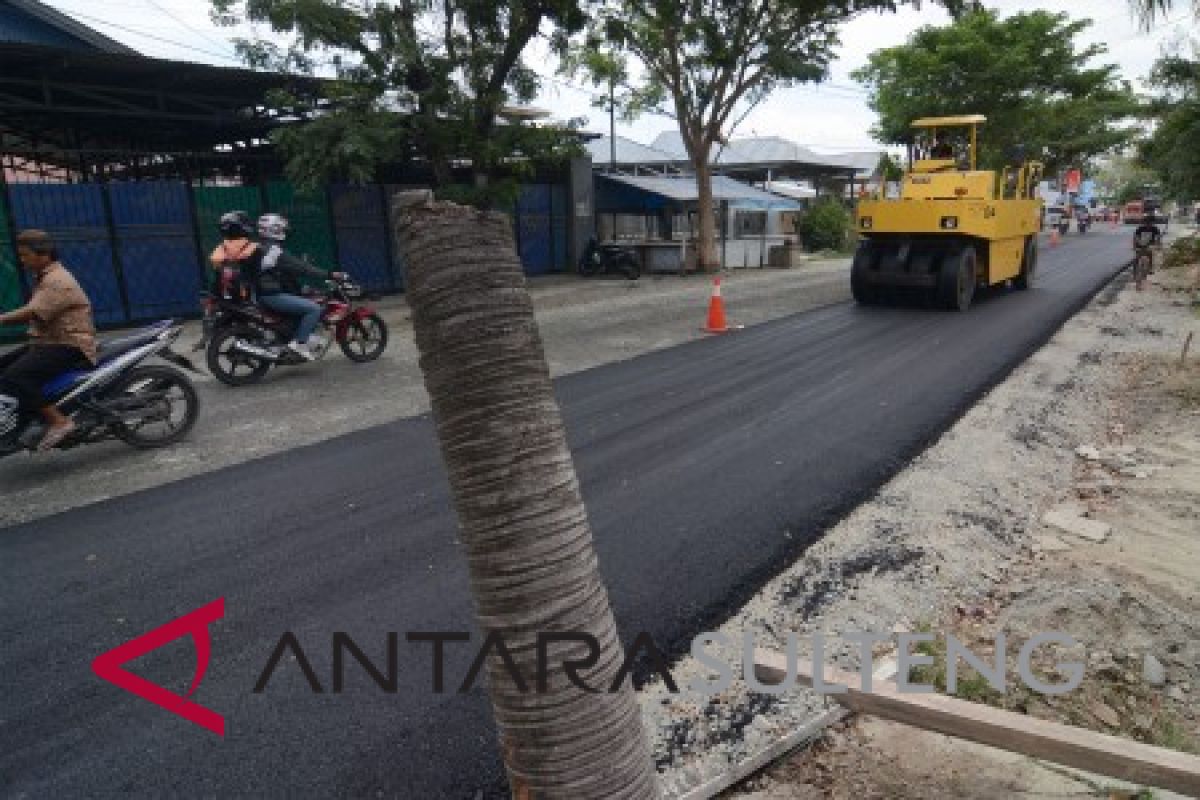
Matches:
[44,0,1193,152]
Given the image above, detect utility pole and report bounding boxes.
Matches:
[609,76,617,173]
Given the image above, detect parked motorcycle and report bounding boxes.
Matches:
[580,238,641,280]
[204,275,388,386]
[1,320,200,457]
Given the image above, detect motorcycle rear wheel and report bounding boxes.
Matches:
[208,327,272,386]
[109,365,200,449]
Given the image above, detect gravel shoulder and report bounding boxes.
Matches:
[640,234,1200,799]
[0,261,849,526]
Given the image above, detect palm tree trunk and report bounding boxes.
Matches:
[393,193,661,800]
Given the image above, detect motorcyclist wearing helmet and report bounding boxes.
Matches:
[211,210,258,291]
[195,211,261,351]
[253,213,345,361]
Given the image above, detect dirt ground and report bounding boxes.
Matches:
[717,238,1200,799]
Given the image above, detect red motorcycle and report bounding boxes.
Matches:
[203,276,388,386]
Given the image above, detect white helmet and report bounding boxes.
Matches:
[257,213,289,243]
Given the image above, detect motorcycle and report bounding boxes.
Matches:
[580,238,641,280]
[1076,213,1090,234]
[1,321,200,457]
[204,275,388,386]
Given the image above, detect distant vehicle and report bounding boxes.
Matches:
[1074,206,1090,234]
[1123,200,1144,224]
[1043,205,1067,232]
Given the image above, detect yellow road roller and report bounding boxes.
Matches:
[852,115,1043,311]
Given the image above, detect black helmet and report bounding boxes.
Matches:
[219,210,254,238]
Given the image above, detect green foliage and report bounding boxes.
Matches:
[1139,53,1200,203]
[1164,236,1200,269]
[852,10,1140,173]
[877,152,905,183]
[796,199,850,253]
[211,0,587,201]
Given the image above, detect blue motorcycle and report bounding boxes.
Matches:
[0,321,200,456]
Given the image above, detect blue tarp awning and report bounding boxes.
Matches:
[596,174,802,214]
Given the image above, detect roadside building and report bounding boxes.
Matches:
[585,133,880,269]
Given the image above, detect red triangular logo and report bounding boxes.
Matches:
[91,598,225,736]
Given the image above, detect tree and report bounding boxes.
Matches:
[1128,0,1200,30]
[569,0,969,272]
[852,10,1140,175]
[1093,154,1161,205]
[211,0,586,201]
[1139,54,1200,202]
[394,193,660,798]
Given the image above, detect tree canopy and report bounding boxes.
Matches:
[852,10,1139,174]
[1127,0,1200,30]
[211,0,587,201]
[1139,53,1200,202]
[1094,154,1162,205]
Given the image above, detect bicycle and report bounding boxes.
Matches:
[1131,227,1162,292]
[1133,246,1153,291]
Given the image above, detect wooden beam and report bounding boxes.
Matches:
[754,649,1200,797]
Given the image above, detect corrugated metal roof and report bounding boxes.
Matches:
[597,174,801,208]
[647,130,878,173]
[585,135,684,166]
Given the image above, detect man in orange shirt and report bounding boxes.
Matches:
[0,229,98,450]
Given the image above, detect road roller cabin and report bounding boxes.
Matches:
[852,115,1044,311]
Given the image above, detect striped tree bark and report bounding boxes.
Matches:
[393,194,660,800]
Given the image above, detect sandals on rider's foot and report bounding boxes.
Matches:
[38,421,77,452]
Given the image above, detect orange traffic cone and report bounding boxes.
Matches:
[1050,227,1060,247]
[703,277,731,333]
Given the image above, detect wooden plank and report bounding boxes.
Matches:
[754,649,1200,797]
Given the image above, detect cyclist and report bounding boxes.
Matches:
[1132,220,1162,291]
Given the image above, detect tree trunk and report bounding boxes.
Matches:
[393,194,661,800]
[694,159,719,271]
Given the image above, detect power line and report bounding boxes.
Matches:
[57,8,242,63]
[142,0,233,53]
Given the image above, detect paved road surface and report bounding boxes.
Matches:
[0,232,1130,798]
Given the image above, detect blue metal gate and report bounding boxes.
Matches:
[330,184,395,291]
[516,184,554,275]
[6,183,128,325]
[108,182,202,319]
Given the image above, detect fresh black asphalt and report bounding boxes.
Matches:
[0,232,1130,798]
